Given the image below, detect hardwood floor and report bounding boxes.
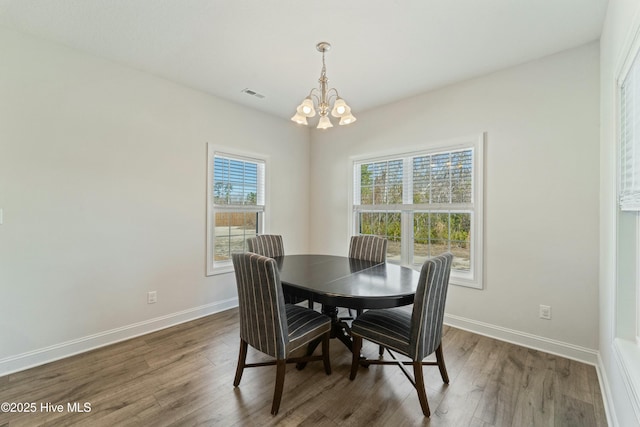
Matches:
[0,308,607,426]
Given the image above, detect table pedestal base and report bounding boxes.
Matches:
[296,304,360,370]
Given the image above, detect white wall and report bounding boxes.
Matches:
[600,0,640,425]
[0,27,310,374]
[309,43,600,360]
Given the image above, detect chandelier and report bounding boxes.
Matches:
[291,42,356,130]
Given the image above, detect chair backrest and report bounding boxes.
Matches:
[348,235,388,263]
[409,253,453,360]
[247,235,285,258]
[232,252,289,359]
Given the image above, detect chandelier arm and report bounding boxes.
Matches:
[309,90,321,106]
[326,88,339,104]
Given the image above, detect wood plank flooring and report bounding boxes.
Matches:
[0,308,607,426]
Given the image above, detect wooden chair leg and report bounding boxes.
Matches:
[322,332,332,375]
[271,359,286,415]
[350,336,363,380]
[413,361,430,417]
[378,345,385,356]
[435,343,449,384]
[233,339,248,387]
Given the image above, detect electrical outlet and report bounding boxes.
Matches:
[147,291,157,304]
[539,304,551,320]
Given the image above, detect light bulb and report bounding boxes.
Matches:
[300,97,316,117]
[331,98,349,117]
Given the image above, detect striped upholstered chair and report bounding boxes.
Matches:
[349,252,453,417]
[232,252,332,415]
[247,234,312,308]
[246,234,285,258]
[348,235,388,263]
[344,235,388,319]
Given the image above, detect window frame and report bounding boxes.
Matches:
[617,22,640,346]
[206,144,267,276]
[613,16,640,417]
[350,134,484,289]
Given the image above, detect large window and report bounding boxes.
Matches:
[352,135,483,288]
[207,146,265,275]
[618,33,640,346]
[614,20,640,417]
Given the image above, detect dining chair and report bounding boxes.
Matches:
[348,235,388,263]
[247,234,313,308]
[246,234,285,258]
[344,235,388,319]
[232,252,332,415]
[349,252,453,417]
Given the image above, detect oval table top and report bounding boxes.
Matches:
[274,254,421,310]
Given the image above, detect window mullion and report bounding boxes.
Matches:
[401,210,413,266]
[402,157,413,265]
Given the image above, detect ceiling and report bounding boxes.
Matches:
[0,0,609,121]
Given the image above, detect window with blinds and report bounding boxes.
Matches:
[352,135,483,288]
[206,147,266,275]
[620,49,640,211]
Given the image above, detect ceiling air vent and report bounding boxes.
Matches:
[241,88,266,99]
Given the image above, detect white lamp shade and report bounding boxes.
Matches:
[291,111,308,125]
[317,115,333,129]
[331,98,349,117]
[300,97,316,117]
[339,112,357,125]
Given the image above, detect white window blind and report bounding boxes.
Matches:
[620,49,640,211]
[213,154,265,208]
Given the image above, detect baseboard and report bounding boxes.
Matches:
[444,313,599,365]
[0,297,239,377]
[0,305,601,377]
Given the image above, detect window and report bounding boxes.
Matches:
[206,146,266,275]
[614,21,640,417]
[352,135,484,288]
[618,34,640,345]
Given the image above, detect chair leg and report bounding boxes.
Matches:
[322,332,332,375]
[233,339,248,387]
[350,336,363,380]
[413,361,430,417]
[378,345,385,356]
[435,343,449,384]
[271,359,286,415]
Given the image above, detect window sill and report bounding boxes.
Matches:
[406,262,482,289]
[206,264,234,277]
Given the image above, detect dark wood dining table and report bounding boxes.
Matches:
[274,254,421,353]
